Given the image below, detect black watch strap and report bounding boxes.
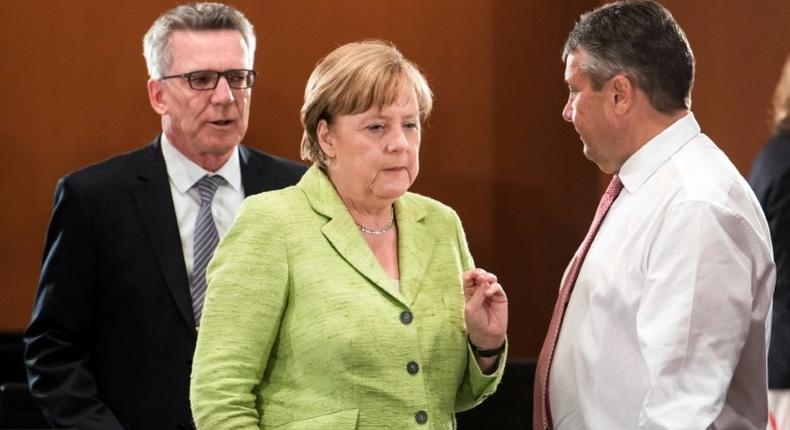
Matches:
[469,337,506,357]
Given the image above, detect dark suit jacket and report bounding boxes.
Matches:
[23,136,306,430]
[749,130,790,389]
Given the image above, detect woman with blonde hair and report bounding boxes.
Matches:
[190,40,508,429]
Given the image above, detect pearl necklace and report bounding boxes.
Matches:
[357,206,395,235]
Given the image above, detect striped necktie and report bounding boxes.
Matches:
[191,174,225,326]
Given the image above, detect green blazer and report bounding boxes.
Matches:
[191,165,505,429]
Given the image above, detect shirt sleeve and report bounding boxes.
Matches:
[636,200,774,428]
[190,196,289,430]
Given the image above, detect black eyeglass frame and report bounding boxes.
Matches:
[159,69,258,90]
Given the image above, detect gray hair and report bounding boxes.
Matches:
[562,0,694,113]
[142,2,256,79]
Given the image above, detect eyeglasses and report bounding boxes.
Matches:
[160,69,257,90]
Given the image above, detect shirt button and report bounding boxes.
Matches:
[415,410,428,424]
[406,361,419,375]
[400,311,413,324]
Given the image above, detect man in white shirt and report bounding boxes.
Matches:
[533,1,775,429]
[23,4,305,429]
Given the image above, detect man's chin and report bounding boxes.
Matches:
[582,148,609,173]
[582,145,594,162]
[203,135,242,151]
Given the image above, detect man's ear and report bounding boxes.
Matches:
[317,119,336,159]
[610,74,634,114]
[147,79,167,115]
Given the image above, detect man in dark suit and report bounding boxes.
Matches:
[23,3,305,429]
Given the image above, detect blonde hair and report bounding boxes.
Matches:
[773,54,790,133]
[300,40,433,168]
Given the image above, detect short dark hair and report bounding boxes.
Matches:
[562,0,694,113]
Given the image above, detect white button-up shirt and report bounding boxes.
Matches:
[550,113,775,429]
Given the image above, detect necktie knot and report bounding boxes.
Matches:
[196,175,224,205]
[595,176,624,218]
[605,175,624,201]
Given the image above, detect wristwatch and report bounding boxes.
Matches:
[469,337,506,357]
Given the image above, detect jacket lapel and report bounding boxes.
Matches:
[239,145,264,196]
[300,166,401,303]
[394,197,435,307]
[129,138,195,331]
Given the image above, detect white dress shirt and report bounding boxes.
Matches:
[160,134,245,282]
[550,113,775,429]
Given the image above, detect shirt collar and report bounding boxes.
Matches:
[618,112,701,194]
[160,133,243,193]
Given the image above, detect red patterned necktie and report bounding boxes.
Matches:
[533,176,624,430]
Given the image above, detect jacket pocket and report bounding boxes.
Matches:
[271,408,359,429]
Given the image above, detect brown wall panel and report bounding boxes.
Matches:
[490,0,600,356]
[662,0,790,172]
[1,1,788,361]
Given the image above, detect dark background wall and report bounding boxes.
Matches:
[1,0,789,360]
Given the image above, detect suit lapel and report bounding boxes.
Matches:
[129,139,196,330]
[239,145,264,196]
[394,197,435,307]
[300,166,402,303]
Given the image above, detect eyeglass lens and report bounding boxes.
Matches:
[188,70,254,89]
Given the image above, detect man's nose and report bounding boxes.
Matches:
[210,76,235,104]
[562,98,573,122]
